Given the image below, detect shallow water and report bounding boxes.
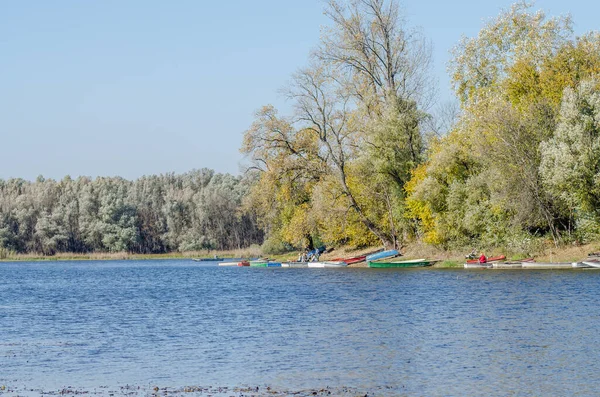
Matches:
[1,260,599,396]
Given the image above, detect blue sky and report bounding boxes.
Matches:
[0,1,597,181]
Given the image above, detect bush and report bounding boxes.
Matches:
[261,236,293,255]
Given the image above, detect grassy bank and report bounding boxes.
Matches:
[0,247,263,262]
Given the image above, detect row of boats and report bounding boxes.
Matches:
[196,250,600,270]
[212,249,438,268]
[463,254,600,269]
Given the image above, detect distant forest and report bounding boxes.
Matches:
[0,170,263,254]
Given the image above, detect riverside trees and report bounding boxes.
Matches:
[246,1,600,253]
[406,3,600,249]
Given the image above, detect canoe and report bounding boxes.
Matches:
[369,258,435,268]
[466,255,506,264]
[366,250,399,262]
[266,262,282,267]
[307,261,348,268]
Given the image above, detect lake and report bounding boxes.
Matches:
[1,260,599,396]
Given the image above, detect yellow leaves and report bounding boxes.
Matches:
[280,203,314,247]
[405,164,443,245]
[505,58,542,109]
[450,1,572,107]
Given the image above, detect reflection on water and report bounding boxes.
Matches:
[1,261,600,395]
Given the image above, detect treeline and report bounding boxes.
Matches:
[0,170,263,254]
[4,1,598,257]
[242,0,600,254]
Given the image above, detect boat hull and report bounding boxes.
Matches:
[281,262,309,268]
[280,261,347,268]
[249,262,268,267]
[464,263,492,269]
[582,261,600,268]
[466,255,506,264]
[369,259,433,268]
[218,261,239,267]
[307,261,348,268]
[366,250,399,262]
[521,262,576,269]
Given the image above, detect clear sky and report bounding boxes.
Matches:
[1,1,597,181]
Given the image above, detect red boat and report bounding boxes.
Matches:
[329,255,367,265]
[466,255,506,264]
[343,255,367,264]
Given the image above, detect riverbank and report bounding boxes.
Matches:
[320,241,600,268]
[1,241,598,266]
[0,247,263,262]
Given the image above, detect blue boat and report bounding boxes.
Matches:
[366,250,399,262]
[267,262,282,267]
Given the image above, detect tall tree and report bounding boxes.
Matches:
[243,0,432,249]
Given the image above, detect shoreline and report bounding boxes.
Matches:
[1,242,598,267]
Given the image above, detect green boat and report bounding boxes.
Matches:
[249,261,268,267]
[368,258,435,268]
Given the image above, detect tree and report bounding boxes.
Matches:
[540,80,600,238]
[242,0,433,249]
[405,2,598,248]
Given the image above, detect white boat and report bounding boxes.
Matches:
[521,262,575,269]
[491,262,523,269]
[218,261,240,267]
[280,261,347,268]
[281,262,309,268]
[464,262,491,269]
[582,261,600,268]
[307,261,348,268]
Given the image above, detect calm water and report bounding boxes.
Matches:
[1,260,600,396]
